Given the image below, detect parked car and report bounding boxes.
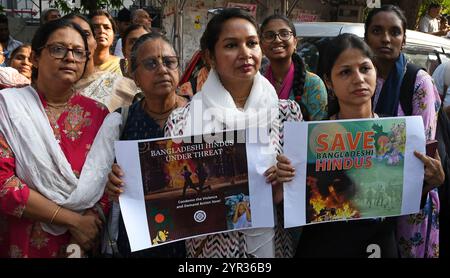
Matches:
[295,22,450,77]
[180,22,450,94]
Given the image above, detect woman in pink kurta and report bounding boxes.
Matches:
[365,5,443,257]
[0,19,111,258]
[0,91,109,257]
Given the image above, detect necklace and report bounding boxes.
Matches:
[47,102,69,109]
[145,99,179,115]
[144,99,179,122]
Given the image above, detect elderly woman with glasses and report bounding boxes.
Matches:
[0,19,112,258]
[260,15,328,121]
[103,32,188,257]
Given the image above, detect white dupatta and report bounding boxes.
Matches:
[0,86,121,235]
[178,70,280,258]
[183,69,279,135]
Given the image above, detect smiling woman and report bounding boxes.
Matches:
[0,19,111,258]
[8,44,32,80]
[260,14,328,121]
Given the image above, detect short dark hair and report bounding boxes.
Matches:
[200,8,258,56]
[364,4,407,42]
[117,8,131,22]
[122,24,150,56]
[31,19,89,79]
[260,14,297,37]
[429,3,442,10]
[90,10,117,34]
[322,33,374,116]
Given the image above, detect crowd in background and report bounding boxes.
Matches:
[0,4,449,258]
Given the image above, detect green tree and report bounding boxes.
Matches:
[52,0,123,15]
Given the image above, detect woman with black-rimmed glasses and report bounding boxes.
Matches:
[0,19,112,257]
[260,14,328,121]
[103,32,188,257]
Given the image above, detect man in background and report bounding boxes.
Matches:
[40,8,61,25]
[0,14,22,62]
[113,8,131,58]
[132,9,152,29]
[418,3,450,36]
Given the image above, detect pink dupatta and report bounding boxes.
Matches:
[264,62,295,99]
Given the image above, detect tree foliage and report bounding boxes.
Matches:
[52,0,123,15]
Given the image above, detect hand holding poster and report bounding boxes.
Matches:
[115,130,274,252]
[283,116,425,228]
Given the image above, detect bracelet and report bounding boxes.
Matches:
[50,205,62,224]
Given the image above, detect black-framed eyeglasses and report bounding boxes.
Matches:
[262,29,294,43]
[137,56,179,71]
[41,44,89,62]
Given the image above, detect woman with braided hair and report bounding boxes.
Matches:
[260,14,328,121]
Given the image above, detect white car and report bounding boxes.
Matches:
[294,22,450,76]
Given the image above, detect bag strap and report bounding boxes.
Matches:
[102,106,130,257]
[119,105,129,137]
[399,63,422,116]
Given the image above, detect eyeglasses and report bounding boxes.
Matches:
[41,44,89,62]
[137,56,179,71]
[262,29,294,43]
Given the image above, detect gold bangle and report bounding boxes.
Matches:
[50,205,62,224]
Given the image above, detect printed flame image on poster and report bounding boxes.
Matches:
[137,130,251,245]
[305,119,406,223]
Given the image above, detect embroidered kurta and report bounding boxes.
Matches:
[0,91,109,258]
[75,71,138,112]
[375,69,441,258]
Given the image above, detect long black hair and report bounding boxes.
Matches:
[260,14,308,119]
[322,33,374,117]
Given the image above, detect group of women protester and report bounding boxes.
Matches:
[0,5,446,258]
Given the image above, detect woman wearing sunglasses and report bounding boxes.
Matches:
[103,32,187,257]
[65,14,140,112]
[0,19,111,257]
[260,15,328,121]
